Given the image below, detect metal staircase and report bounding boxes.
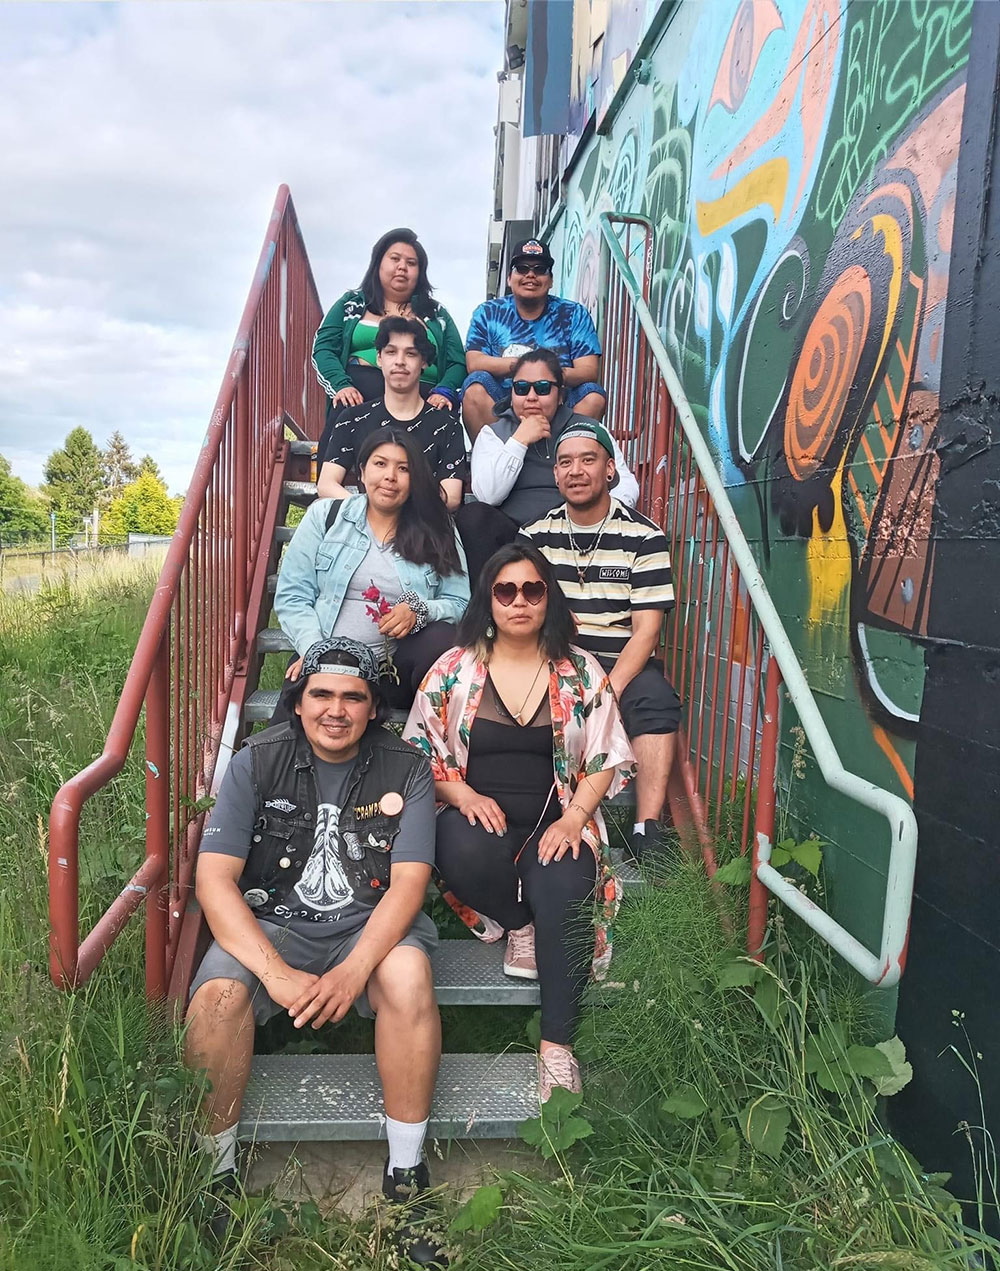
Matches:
[237,441,638,1140]
[46,187,916,1153]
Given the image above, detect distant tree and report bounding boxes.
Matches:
[101,431,139,502]
[138,454,163,483]
[44,427,105,522]
[100,470,182,543]
[0,454,50,545]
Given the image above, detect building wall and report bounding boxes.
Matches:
[516,0,1000,1194]
[533,0,975,959]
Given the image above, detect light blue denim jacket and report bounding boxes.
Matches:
[274,494,470,655]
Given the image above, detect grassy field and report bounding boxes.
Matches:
[0,559,996,1270]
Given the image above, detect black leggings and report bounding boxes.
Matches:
[436,806,597,1044]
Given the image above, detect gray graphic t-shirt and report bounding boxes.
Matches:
[201,740,435,941]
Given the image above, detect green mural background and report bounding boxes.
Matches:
[543,0,972,951]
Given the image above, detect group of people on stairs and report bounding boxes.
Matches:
[183,228,684,1262]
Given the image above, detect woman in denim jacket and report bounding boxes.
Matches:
[275,429,469,712]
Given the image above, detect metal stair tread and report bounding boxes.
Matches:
[275,525,296,544]
[257,627,294,653]
[240,1051,537,1140]
[289,440,316,456]
[283,480,317,502]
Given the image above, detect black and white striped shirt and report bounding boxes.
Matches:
[521,499,674,666]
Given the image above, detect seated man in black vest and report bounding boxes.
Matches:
[455,348,639,579]
[184,636,446,1266]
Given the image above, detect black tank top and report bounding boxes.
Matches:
[464,676,558,830]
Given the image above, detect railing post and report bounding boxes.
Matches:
[145,634,170,999]
[49,822,80,990]
[233,374,250,657]
[748,657,781,959]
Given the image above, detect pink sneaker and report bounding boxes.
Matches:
[503,923,538,980]
[538,1045,582,1102]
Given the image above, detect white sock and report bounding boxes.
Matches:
[196,1124,238,1177]
[633,822,646,836]
[386,1115,429,1172]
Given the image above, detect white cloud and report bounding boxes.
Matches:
[0,1,503,495]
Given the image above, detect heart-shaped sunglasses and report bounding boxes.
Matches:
[492,580,548,606]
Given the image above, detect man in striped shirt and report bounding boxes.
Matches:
[521,421,681,861]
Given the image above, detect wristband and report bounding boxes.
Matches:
[399,590,429,633]
[569,801,592,820]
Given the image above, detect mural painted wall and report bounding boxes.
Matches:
[543,0,974,950]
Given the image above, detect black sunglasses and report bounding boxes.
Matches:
[512,379,556,397]
[512,263,550,276]
[492,580,547,606]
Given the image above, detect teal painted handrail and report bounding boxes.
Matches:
[598,211,917,988]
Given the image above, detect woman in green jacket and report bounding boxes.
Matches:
[312,228,466,417]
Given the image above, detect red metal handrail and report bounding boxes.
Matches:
[49,186,325,993]
[601,215,777,947]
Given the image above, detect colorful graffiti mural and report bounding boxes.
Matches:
[553,0,972,791]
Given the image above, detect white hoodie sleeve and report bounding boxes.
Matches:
[470,425,528,506]
[609,435,640,508]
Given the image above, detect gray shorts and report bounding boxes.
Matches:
[188,910,439,1024]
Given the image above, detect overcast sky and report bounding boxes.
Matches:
[0,1,504,496]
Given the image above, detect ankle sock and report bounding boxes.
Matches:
[633,822,645,836]
[196,1123,238,1177]
[386,1115,429,1172]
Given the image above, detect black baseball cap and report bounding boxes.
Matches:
[510,238,555,271]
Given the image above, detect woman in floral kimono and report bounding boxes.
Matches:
[405,543,634,1100]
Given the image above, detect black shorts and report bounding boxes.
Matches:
[614,660,682,737]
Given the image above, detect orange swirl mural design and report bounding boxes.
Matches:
[783,265,871,481]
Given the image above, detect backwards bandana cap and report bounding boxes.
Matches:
[555,420,616,460]
[300,636,380,684]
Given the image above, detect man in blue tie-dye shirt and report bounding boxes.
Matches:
[462,238,606,439]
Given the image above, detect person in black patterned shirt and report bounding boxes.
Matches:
[521,421,681,862]
[317,317,467,511]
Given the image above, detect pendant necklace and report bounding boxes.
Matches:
[493,658,546,724]
[566,509,611,585]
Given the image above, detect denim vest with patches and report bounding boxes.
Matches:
[238,721,428,917]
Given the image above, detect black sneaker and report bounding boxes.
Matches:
[627,819,656,863]
[206,1168,241,1243]
[382,1158,449,1267]
[631,819,680,869]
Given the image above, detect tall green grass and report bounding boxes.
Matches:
[0,565,280,1269]
[461,864,1000,1270]
[1,564,996,1270]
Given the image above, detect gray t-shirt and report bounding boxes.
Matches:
[200,739,435,940]
[331,527,404,654]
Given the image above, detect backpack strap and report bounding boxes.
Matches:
[325,499,344,533]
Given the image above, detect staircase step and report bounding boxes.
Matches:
[240,1051,537,1141]
[275,524,296,544]
[434,938,536,1004]
[289,440,317,456]
[283,480,317,504]
[257,627,294,654]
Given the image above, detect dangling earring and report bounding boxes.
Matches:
[486,622,496,640]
